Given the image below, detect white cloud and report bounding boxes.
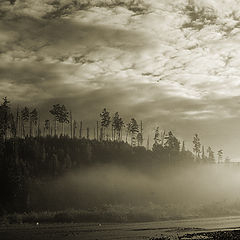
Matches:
[2,0,240,158]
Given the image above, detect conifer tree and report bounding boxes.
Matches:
[127,118,139,146]
[0,97,15,139]
[112,112,124,141]
[100,108,111,140]
[49,104,69,136]
[193,134,201,159]
[154,127,160,145]
[164,131,180,152]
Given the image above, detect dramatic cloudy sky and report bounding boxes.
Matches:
[1,0,240,159]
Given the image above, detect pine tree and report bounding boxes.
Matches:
[164,131,180,152]
[154,127,160,145]
[127,118,139,147]
[138,121,144,146]
[112,112,124,141]
[193,134,201,160]
[100,108,111,140]
[152,127,163,152]
[0,97,15,139]
[49,104,69,136]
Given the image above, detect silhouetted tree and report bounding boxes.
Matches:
[154,127,160,145]
[137,121,143,146]
[44,120,50,136]
[163,131,180,164]
[193,134,201,160]
[137,132,143,146]
[153,127,163,152]
[49,104,69,136]
[164,131,180,152]
[0,97,15,139]
[100,108,111,140]
[127,118,139,146]
[112,112,124,141]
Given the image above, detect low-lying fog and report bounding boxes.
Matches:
[32,163,240,220]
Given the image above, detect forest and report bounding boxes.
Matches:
[0,97,230,221]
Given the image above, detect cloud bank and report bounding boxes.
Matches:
[1,0,240,159]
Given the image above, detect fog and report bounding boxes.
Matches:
[32,163,240,220]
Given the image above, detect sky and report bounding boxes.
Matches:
[1,0,240,160]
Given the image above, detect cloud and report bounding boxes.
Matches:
[1,0,240,159]
[0,0,149,20]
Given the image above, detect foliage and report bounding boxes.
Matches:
[49,104,69,124]
[30,109,38,126]
[127,118,139,146]
[0,97,16,138]
[100,108,111,140]
[164,131,180,152]
[193,134,201,158]
[112,112,124,141]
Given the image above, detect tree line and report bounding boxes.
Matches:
[0,97,228,163]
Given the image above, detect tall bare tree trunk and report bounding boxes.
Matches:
[87,127,89,139]
[96,121,99,141]
[70,111,72,138]
[54,119,57,136]
[29,118,32,137]
[37,114,40,137]
[79,121,82,138]
[100,127,103,141]
[111,125,113,140]
[62,122,64,136]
